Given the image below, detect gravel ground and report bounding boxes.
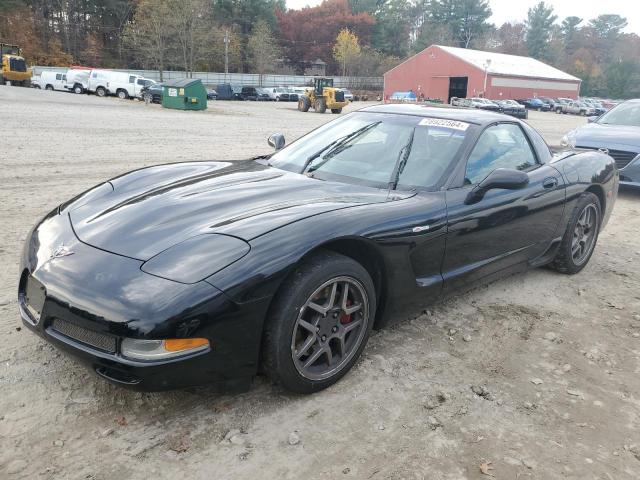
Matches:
[1,86,639,480]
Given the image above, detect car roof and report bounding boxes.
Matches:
[359,104,510,125]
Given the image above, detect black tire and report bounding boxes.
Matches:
[331,108,342,114]
[298,96,311,112]
[315,98,327,113]
[73,84,83,94]
[551,192,601,274]
[117,89,128,99]
[45,84,54,91]
[262,250,376,393]
[96,86,106,97]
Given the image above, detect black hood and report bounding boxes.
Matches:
[67,160,393,260]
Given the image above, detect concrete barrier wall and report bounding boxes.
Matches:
[32,67,383,90]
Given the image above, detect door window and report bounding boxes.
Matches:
[55,74,62,80]
[129,75,136,83]
[465,123,537,185]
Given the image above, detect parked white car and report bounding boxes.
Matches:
[339,89,354,101]
[36,70,67,91]
[88,70,154,99]
[64,69,91,94]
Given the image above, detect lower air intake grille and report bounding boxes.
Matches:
[577,146,638,169]
[51,319,117,353]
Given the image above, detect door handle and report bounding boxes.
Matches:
[543,177,558,189]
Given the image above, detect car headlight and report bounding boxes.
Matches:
[141,233,250,283]
[121,338,209,361]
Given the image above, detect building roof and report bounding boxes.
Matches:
[435,45,580,82]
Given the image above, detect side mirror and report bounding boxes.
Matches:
[268,133,285,151]
[587,116,599,123]
[465,168,529,204]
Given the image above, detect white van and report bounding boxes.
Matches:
[64,69,91,94]
[37,70,67,91]
[88,70,154,99]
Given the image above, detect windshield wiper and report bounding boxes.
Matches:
[388,128,416,190]
[300,121,381,174]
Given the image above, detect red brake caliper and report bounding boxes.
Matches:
[340,299,352,324]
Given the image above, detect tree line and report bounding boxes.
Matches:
[0,0,638,97]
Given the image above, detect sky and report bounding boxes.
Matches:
[284,0,640,34]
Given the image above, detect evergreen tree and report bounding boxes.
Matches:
[525,1,557,61]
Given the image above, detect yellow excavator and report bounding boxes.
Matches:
[298,78,348,114]
[1,43,32,87]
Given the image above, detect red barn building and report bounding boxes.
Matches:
[384,45,581,102]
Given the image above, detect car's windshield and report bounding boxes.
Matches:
[597,101,640,126]
[268,112,469,190]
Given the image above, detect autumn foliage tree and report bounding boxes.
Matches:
[276,0,374,73]
[333,28,361,76]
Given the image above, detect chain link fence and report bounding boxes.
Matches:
[32,67,383,90]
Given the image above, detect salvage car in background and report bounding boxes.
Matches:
[19,105,617,394]
[561,100,596,116]
[496,99,528,119]
[582,99,607,116]
[141,83,163,103]
[562,99,640,187]
[517,98,551,111]
[468,97,501,111]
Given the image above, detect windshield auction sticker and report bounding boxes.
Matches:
[418,118,470,131]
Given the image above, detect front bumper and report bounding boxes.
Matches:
[18,209,270,391]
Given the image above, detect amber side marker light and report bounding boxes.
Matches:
[164,338,209,352]
[121,338,210,361]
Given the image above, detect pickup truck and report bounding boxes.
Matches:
[558,100,596,116]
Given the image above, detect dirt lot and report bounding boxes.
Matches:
[1,86,639,480]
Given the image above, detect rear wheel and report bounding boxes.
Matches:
[551,192,601,274]
[298,96,311,112]
[96,86,106,97]
[315,98,326,113]
[331,108,342,114]
[45,84,54,91]
[262,250,376,393]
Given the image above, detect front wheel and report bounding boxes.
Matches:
[96,86,106,97]
[551,192,601,274]
[298,96,311,112]
[262,250,376,393]
[117,89,128,99]
[73,85,83,94]
[331,108,342,114]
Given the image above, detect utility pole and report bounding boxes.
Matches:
[224,30,230,83]
[483,58,492,97]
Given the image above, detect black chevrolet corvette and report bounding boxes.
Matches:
[19,105,618,393]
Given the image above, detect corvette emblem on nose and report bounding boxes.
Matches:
[50,244,74,260]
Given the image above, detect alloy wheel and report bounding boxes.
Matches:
[571,204,598,265]
[291,276,369,381]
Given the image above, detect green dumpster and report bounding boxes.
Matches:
[162,78,207,111]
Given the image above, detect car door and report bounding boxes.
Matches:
[442,122,565,292]
[55,73,64,90]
